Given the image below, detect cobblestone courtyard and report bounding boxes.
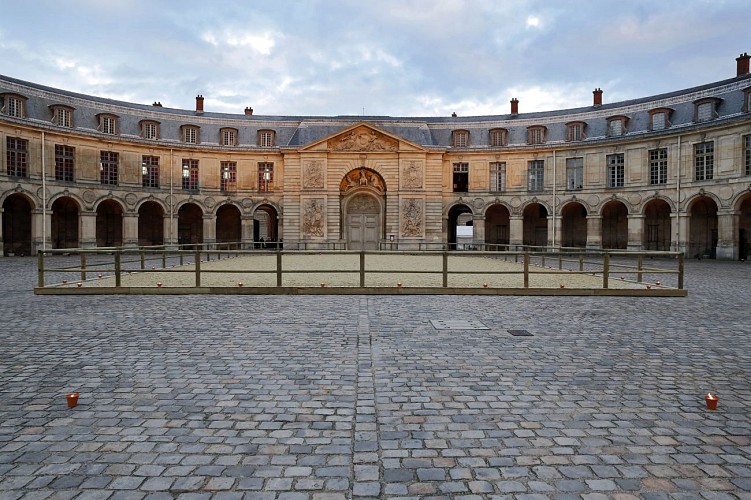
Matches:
[1,257,750,499]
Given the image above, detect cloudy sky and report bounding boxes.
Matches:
[1,0,748,117]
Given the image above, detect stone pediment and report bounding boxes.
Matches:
[329,126,398,152]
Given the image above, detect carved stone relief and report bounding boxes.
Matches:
[348,194,380,214]
[340,168,385,193]
[302,198,325,237]
[330,128,397,152]
[303,160,324,189]
[401,198,424,237]
[402,160,423,189]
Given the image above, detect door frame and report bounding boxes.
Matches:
[341,189,385,250]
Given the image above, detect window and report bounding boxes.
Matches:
[606,154,624,188]
[489,129,507,147]
[528,160,544,192]
[221,162,237,192]
[182,126,199,144]
[140,121,160,140]
[607,116,628,137]
[744,89,751,113]
[649,108,672,131]
[490,162,506,192]
[694,98,720,123]
[652,113,666,131]
[566,157,583,190]
[527,126,546,145]
[452,130,469,148]
[745,135,751,176]
[649,148,668,185]
[54,145,75,182]
[2,94,26,118]
[182,159,199,190]
[258,130,275,147]
[452,162,468,192]
[142,156,160,188]
[220,128,238,146]
[566,122,586,142]
[97,114,118,135]
[695,142,714,181]
[6,137,28,177]
[50,106,73,128]
[100,151,119,185]
[258,162,274,192]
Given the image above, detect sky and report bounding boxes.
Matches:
[1,0,749,118]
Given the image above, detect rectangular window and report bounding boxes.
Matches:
[608,119,623,136]
[144,122,158,140]
[568,124,583,141]
[528,160,544,192]
[259,131,273,147]
[606,153,624,188]
[142,156,160,188]
[452,162,469,192]
[6,137,28,177]
[101,116,116,135]
[695,142,714,181]
[652,112,666,131]
[490,162,506,192]
[745,135,751,176]
[453,131,468,147]
[55,108,72,127]
[54,145,75,182]
[182,159,199,190]
[566,157,583,190]
[490,130,506,147]
[222,130,236,146]
[649,148,668,185]
[221,161,237,192]
[529,128,544,144]
[258,162,274,192]
[6,97,22,118]
[697,102,713,122]
[100,151,119,185]
[184,127,197,144]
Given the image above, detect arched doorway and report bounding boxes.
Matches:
[485,204,510,250]
[689,196,718,259]
[138,201,164,246]
[177,203,203,245]
[96,200,123,247]
[254,204,279,248]
[601,201,628,249]
[341,168,385,250]
[2,194,33,256]
[643,199,671,251]
[216,204,241,247]
[739,195,751,261]
[561,202,587,248]
[448,204,473,250]
[523,203,548,247]
[52,197,79,249]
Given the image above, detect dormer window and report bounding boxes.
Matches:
[97,113,119,135]
[744,88,751,113]
[566,121,586,142]
[452,130,469,148]
[1,93,27,118]
[50,105,74,128]
[181,125,200,144]
[694,97,721,123]
[258,130,275,147]
[607,115,628,137]
[649,108,673,131]
[489,128,508,147]
[140,120,160,140]
[527,126,547,145]
[220,127,238,146]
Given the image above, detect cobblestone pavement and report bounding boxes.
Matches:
[1,257,749,499]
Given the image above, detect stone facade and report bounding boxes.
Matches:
[2,54,751,258]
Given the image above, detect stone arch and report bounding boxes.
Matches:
[252,203,280,247]
[643,199,672,251]
[48,191,85,211]
[2,193,34,256]
[177,202,203,246]
[138,200,164,247]
[342,190,384,250]
[601,200,628,249]
[215,203,242,246]
[134,197,168,213]
[448,203,474,249]
[522,202,548,247]
[737,192,751,260]
[96,199,124,247]
[92,196,126,213]
[51,196,80,249]
[560,201,588,248]
[687,195,718,258]
[340,167,387,193]
[484,203,511,249]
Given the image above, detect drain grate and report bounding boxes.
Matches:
[430,319,490,330]
[508,329,533,336]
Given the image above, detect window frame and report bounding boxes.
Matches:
[258,130,275,148]
[527,160,544,192]
[606,153,625,188]
[489,128,507,147]
[220,128,239,146]
[649,148,668,185]
[99,151,119,185]
[606,115,629,137]
[693,97,721,123]
[258,162,274,192]
[452,162,469,192]
[648,108,673,132]
[490,161,506,192]
[181,125,200,144]
[54,144,75,182]
[182,159,200,190]
[565,121,586,142]
[6,137,28,177]
[452,130,470,148]
[97,113,119,135]
[50,105,74,128]
[743,88,751,113]
[694,141,714,181]
[139,120,160,140]
[565,157,584,191]
[1,93,27,118]
[221,161,237,192]
[141,155,160,188]
[745,135,751,176]
[527,126,547,145]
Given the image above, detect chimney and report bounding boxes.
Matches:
[737,52,750,77]
[152,101,162,107]
[451,112,457,117]
[510,98,519,115]
[244,107,254,116]
[195,95,204,113]
[593,88,603,107]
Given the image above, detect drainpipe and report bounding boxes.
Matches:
[169,148,174,245]
[41,131,46,251]
[676,135,681,252]
[552,149,556,247]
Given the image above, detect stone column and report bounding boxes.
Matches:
[675,213,688,255]
[472,214,485,246]
[123,213,139,247]
[202,214,216,246]
[716,210,736,260]
[241,215,255,250]
[509,215,523,248]
[80,210,97,248]
[0,207,4,256]
[586,215,602,249]
[627,214,644,251]
[163,214,175,247]
[32,209,51,255]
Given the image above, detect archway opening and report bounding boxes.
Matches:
[177,203,203,246]
[216,204,241,248]
[448,204,473,250]
[52,197,79,249]
[643,199,672,251]
[561,202,587,248]
[485,204,510,250]
[689,196,718,259]
[96,200,123,247]
[138,201,164,247]
[254,204,279,248]
[343,193,382,250]
[523,203,548,247]
[738,195,751,260]
[2,194,32,256]
[601,201,628,249]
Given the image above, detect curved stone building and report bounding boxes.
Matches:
[2,53,751,259]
